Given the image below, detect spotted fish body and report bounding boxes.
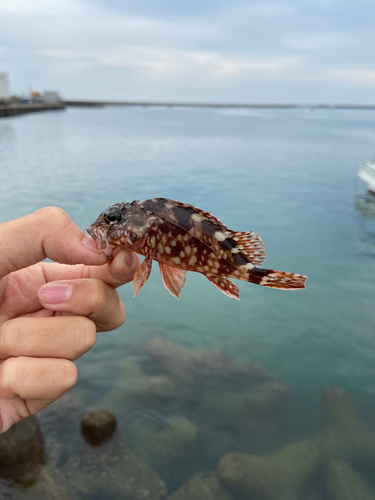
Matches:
[87,198,306,299]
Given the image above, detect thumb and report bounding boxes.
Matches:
[0,207,108,279]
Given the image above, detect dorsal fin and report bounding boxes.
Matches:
[140,198,228,233]
[156,198,225,226]
[230,231,266,266]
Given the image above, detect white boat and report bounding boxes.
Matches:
[358,159,375,194]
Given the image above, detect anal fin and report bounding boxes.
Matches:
[206,275,240,300]
[132,257,153,297]
[159,262,186,298]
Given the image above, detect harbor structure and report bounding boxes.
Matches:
[43,91,62,104]
[0,73,9,98]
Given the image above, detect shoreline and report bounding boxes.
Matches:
[1,100,375,119]
[0,102,66,118]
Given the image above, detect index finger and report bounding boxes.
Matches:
[40,249,141,288]
[0,207,108,279]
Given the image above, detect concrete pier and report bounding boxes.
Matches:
[0,102,66,118]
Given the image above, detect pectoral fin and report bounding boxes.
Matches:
[158,263,186,298]
[132,257,153,297]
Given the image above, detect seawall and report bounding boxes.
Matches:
[0,103,66,118]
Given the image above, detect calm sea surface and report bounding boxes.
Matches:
[1,106,375,497]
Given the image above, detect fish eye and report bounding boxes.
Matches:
[104,209,121,224]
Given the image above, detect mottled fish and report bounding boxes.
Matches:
[87,198,306,300]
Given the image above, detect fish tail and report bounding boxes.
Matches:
[246,267,307,289]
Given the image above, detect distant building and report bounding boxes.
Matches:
[30,91,43,103]
[0,73,9,98]
[43,91,62,104]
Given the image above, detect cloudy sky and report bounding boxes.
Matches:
[1,0,375,103]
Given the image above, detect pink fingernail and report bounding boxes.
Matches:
[126,252,135,268]
[82,235,103,253]
[39,283,73,304]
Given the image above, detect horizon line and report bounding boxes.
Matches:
[63,100,375,110]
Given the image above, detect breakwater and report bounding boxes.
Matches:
[3,101,374,114]
[64,100,375,110]
[0,102,66,118]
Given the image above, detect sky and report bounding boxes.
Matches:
[0,0,375,104]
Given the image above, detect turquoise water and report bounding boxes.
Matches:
[1,106,375,497]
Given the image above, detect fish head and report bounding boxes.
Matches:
[87,200,156,258]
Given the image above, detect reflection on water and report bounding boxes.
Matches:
[355,193,375,260]
[355,192,375,220]
[1,106,375,498]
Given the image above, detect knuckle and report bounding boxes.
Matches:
[76,317,96,354]
[98,292,125,332]
[0,357,19,394]
[0,320,17,356]
[37,206,72,229]
[89,280,106,314]
[112,300,126,330]
[80,281,126,332]
[62,361,78,391]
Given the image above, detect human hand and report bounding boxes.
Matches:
[0,207,140,433]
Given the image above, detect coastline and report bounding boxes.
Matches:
[2,100,374,119]
[0,102,66,118]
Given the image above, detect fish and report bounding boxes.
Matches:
[87,198,307,300]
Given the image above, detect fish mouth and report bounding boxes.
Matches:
[86,224,108,249]
[86,224,119,260]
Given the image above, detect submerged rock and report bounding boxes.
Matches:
[166,470,233,500]
[317,386,375,464]
[81,408,117,446]
[98,357,175,411]
[325,459,375,500]
[0,416,44,481]
[0,467,77,500]
[217,385,375,500]
[134,417,198,467]
[63,427,166,499]
[143,338,280,401]
[144,338,230,381]
[0,417,76,499]
[218,439,320,500]
[234,361,273,383]
[203,380,292,416]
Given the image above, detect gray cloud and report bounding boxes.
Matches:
[0,0,374,102]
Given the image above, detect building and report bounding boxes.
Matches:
[0,73,9,98]
[43,91,62,104]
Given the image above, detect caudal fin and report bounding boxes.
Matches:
[247,267,307,289]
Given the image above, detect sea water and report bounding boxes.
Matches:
[1,106,375,497]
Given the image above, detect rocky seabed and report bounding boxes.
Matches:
[1,337,375,499]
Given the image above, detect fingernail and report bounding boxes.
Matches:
[39,283,73,304]
[126,251,135,268]
[82,235,103,253]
